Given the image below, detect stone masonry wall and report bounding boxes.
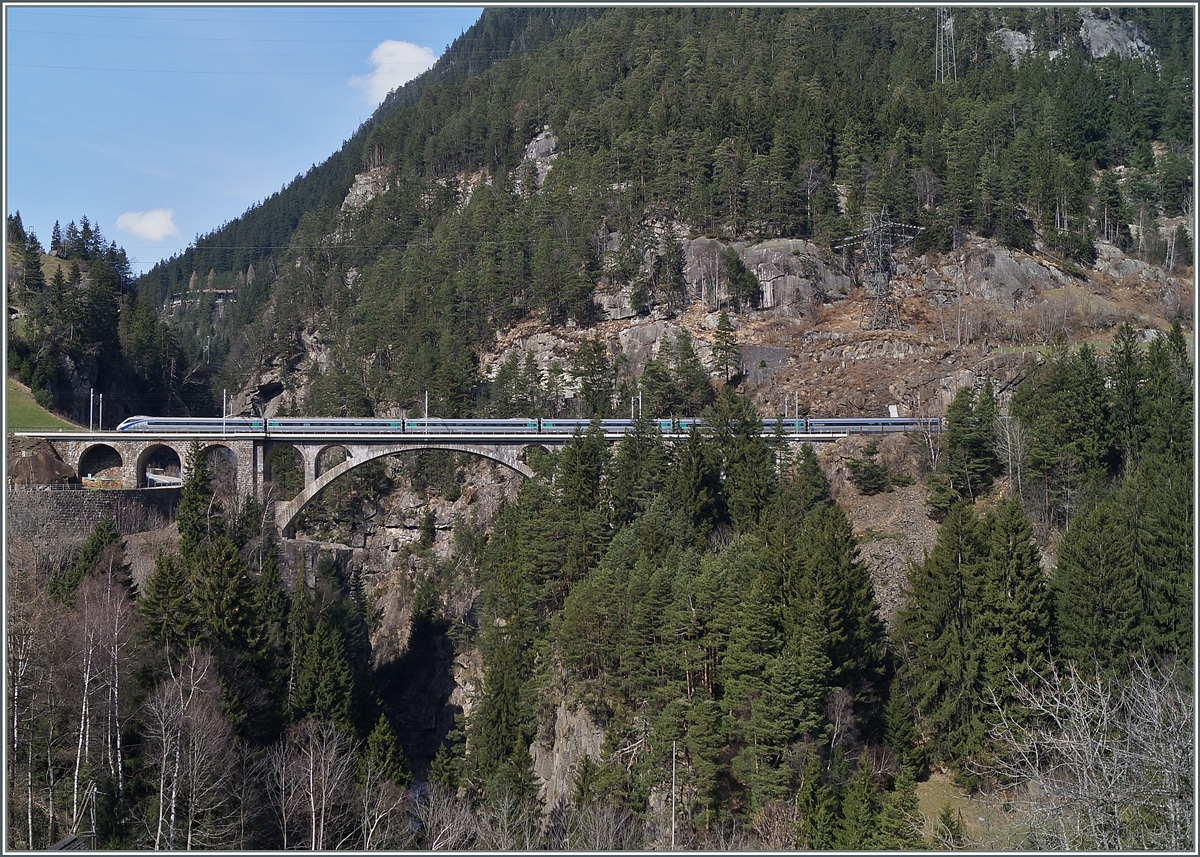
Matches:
[5,487,180,543]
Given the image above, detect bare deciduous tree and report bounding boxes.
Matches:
[410,782,477,850]
[751,800,796,849]
[473,791,541,850]
[283,719,360,850]
[139,649,238,849]
[976,658,1194,851]
[994,414,1027,497]
[358,753,411,849]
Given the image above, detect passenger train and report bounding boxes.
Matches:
[115,415,943,435]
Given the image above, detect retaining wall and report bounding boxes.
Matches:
[5,487,180,542]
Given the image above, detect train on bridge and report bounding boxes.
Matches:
[115,415,943,436]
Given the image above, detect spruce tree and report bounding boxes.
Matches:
[668,425,724,544]
[794,748,837,849]
[194,533,254,650]
[138,550,199,655]
[51,517,124,602]
[177,440,223,560]
[295,615,357,730]
[712,310,740,380]
[797,503,886,711]
[1107,321,1145,468]
[706,385,775,533]
[605,413,666,527]
[977,499,1050,709]
[835,751,880,850]
[871,764,922,848]
[1052,500,1139,672]
[896,503,987,763]
[361,713,411,787]
[1121,456,1193,661]
[672,329,715,414]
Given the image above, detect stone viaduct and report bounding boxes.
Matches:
[26,430,615,535]
[22,426,848,536]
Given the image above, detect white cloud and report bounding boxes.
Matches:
[351,40,437,104]
[115,209,179,241]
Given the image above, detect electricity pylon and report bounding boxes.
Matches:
[835,208,923,330]
[936,7,957,83]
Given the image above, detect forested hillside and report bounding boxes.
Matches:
[127,5,1191,420]
[6,5,1194,851]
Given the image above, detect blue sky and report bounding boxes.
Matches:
[4,3,484,274]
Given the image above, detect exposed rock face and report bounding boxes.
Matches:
[594,233,851,322]
[521,125,559,188]
[532,703,605,810]
[340,167,392,212]
[992,27,1034,64]
[7,435,76,485]
[1079,8,1152,60]
[737,238,851,312]
[925,240,1062,306]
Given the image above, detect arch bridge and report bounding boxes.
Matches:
[23,425,853,536]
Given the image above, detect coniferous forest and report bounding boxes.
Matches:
[5,6,1195,851]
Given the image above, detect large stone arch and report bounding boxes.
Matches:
[274,441,535,535]
[78,444,123,481]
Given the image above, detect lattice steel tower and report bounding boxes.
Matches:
[836,208,922,331]
[935,7,957,83]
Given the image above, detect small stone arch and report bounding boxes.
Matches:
[316,444,350,477]
[78,444,123,481]
[264,443,305,501]
[136,443,184,488]
[201,444,239,508]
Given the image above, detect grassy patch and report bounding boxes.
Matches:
[856,526,902,544]
[916,772,1026,849]
[6,377,80,433]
